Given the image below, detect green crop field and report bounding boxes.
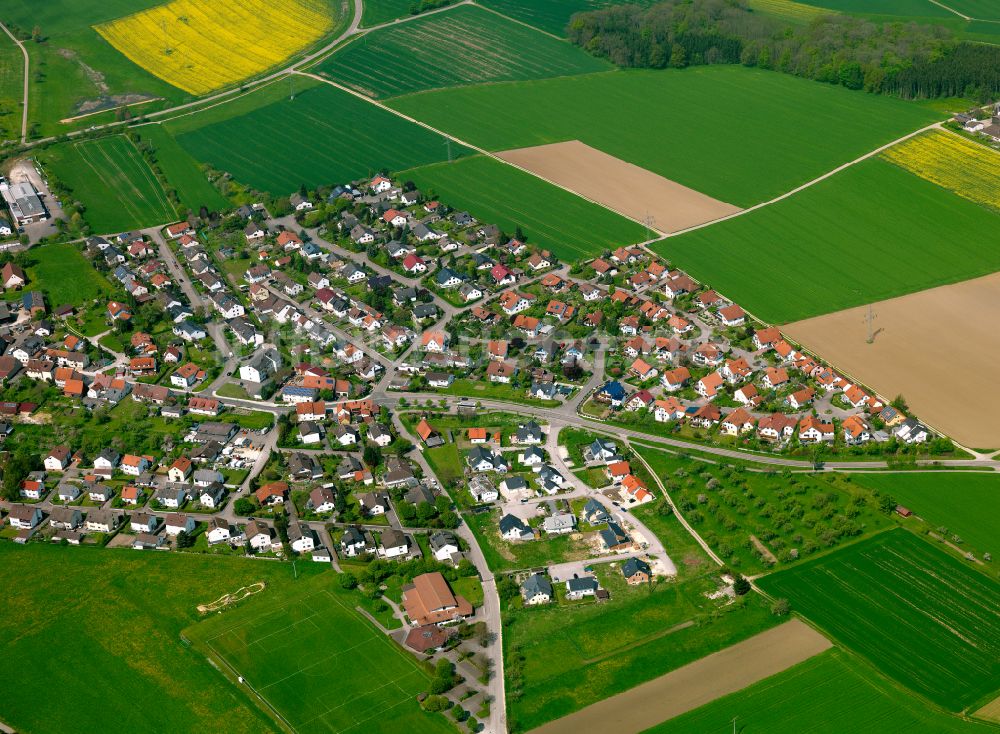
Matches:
[943,0,1000,19]
[849,472,1000,559]
[757,529,1000,711]
[504,553,778,731]
[186,572,453,734]
[796,0,954,16]
[0,543,326,734]
[389,66,941,207]
[360,0,417,26]
[479,0,657,36]
[25,242,114,307]
[399,155,647,259]
[317,4,610,99]
[654,158,1000,324]
[43,134,175,232]
[644,648,997,734]
[633,447,893,574]
[173,83,469,195]
[136,124,230,213]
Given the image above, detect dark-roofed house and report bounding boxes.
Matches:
[521,573,553,605]
[622,557,652,585]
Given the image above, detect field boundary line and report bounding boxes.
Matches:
[74,139,147,225]
[471,1,568,41]
[120,134,175,219]
[657,120,945,240]
[928,0,972,20]
[293,69,666,242]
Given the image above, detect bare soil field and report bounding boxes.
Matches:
[975,694,1000,723]
[496,141,741,234]
[784,271,1000,448]
[529,618,830,734]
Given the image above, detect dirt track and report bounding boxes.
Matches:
[497,140,741,234]
[529,618,830,734]
[784,272,1000,449]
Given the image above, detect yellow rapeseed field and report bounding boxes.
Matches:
[882,129,1000,211]
[96,0,335,96]
[746,0,832,22]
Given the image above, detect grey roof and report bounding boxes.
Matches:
[622,557,651,578]
[499,513,528,534]
[429,530,457,552]
[521,573,552,598]
[567,576,599,593]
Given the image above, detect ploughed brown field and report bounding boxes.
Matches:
[529,619,830,734]
[784,271,1000,449]
[496,140,741,234]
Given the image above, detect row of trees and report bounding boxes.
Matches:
[568,0,1000,101]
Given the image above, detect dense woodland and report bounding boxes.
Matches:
[568,0,1000,101]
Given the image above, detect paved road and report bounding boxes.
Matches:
[0,21,28,144]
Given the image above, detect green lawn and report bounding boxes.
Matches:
[0,543,326,734]
[505,563,778,731]
[389,65,941,207]
[757,529,1000,711]
[943,0,1000,19]
[400,155,648,260]
[173,83,471,194]
[25,242,114,307]
[318,4,610,99]
[185,571,454,734]
[848,472,1000,559]
[424,442,464,487]
[134,124,230,213]
[479,0,658,36]
[643,648,997,734]
[43,134,176,232]
[654,157,1000,323]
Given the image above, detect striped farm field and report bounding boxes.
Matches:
[95,0,338,95]
[757,529,1000,711]
[882,129,1000,212]
[645,648,998,734]
[173,83,470,194]
[399,155,649,260]
[747,0,835,22]
[316,4,611,99]
[44,135,175,232]
[478,0,657,36]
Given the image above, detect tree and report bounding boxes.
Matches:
[363,444,382,468]
[771,598,791,616]
[31,25,42,42]
[669,42,687,68]
[339,572,358,590]
[175,530,195,549]
[733,575,751,596]
[233,497,257,516]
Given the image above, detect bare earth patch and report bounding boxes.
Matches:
[976,693,1000,723]
[783,272,1000,448]
[529,618,830,734]
[496,141,741,234]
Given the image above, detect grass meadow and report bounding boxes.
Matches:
[186,572,453,734]
[849,472,1000,560]
[655,158,1000,323]
[504,552,778,731]
[757,529,1000,711]
[399,155,648,259]
[644,648,998,734]
[135,124,230,212]
[0,543,326,734]
[389,65,941,207]
[174,83,468,194]
[318,4,610,99]
[0,33,24,142]
[25,242,115,307]
[44,134,175,232]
